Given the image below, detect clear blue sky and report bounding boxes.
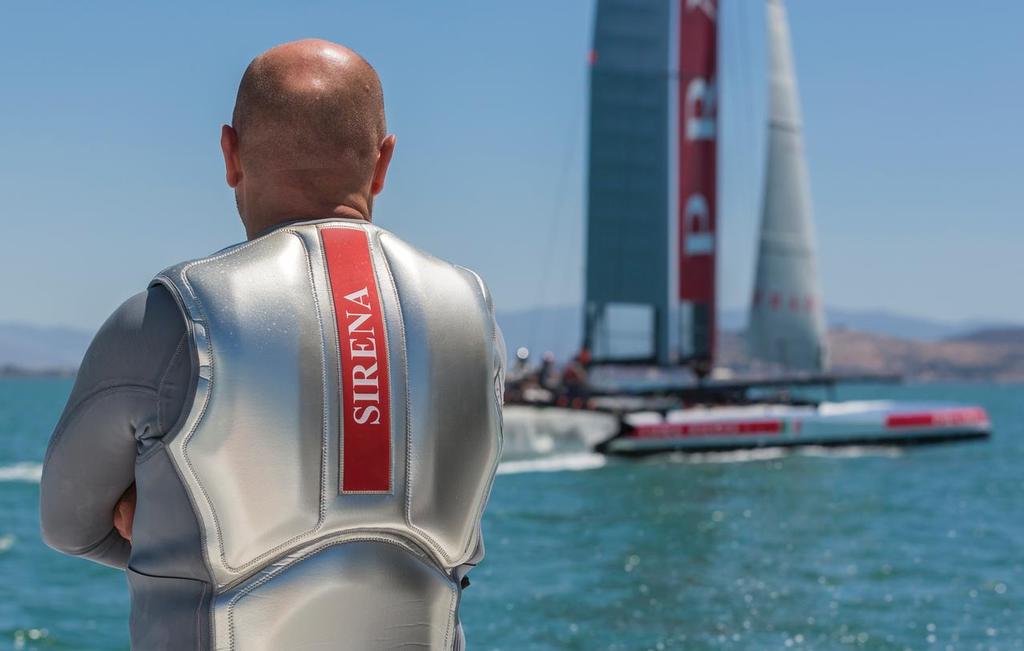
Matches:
[1,1,1021,330]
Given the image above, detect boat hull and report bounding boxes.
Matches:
[597,401,991,456]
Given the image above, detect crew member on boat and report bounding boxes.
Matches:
[40,39,504,650]
[561,348,592,399]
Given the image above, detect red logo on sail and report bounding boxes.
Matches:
[321,228,392,493]
[679,0,717,306]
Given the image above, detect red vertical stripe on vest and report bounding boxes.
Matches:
[321,228,392,493]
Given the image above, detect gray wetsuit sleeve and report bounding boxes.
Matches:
[40,285,190,569]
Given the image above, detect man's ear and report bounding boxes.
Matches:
[221,124,243,188]
[370,134,397,196]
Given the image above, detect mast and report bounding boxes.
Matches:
[746,0,829,371]
[583,0,719,374]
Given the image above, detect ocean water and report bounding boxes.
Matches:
[1,379,1022,650]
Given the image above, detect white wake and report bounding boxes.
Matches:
[497,453,608,475]
[0,462,43,483]
[668,445,902,465]
[793,445,903,459]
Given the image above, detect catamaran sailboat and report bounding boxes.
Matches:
[505,0,991,456]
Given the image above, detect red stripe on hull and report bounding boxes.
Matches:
[633,419,783,439]
[886,407,989,429]
[321,228,392,493]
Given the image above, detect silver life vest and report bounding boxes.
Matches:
[150,219,504,650]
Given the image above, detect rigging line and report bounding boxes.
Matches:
[528,61,586,356]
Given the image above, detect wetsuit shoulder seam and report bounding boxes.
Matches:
[45,384,159,464]
[64,384,159,415]
[156,332,189,433]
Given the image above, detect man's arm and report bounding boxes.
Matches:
[39,285,189,569]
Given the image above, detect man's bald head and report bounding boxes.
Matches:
[222,39,396,237]
[231,39,386,173]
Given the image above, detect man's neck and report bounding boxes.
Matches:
[238,171,375,240]
[242,203,370,240]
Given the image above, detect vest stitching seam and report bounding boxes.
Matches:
[294,228,332,527]
[364,227,396,495]
[149,275,222,642]
[410,263,502,568]
[167,266,220,581]
[376,231,457,567]
[224,535,458,651]
[316,227,347,497]
[442,572,458,650]
[170,230,329,580]
[464,266,506,521]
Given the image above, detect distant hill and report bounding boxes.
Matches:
[497,306,1023,361]
[946,328,1024,346]
[719,307,1013,342]
[830,327,1024,381]
[0,322,91,372]
[4,311,1024,381]
[717,327,1024,382]
[499,307,1024,382]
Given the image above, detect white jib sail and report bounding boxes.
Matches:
[746,0,829,372]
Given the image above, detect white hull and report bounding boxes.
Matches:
[504,401,991,458]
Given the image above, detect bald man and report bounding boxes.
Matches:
[41,40,504,650]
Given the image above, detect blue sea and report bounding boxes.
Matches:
[1,379,1022,650]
